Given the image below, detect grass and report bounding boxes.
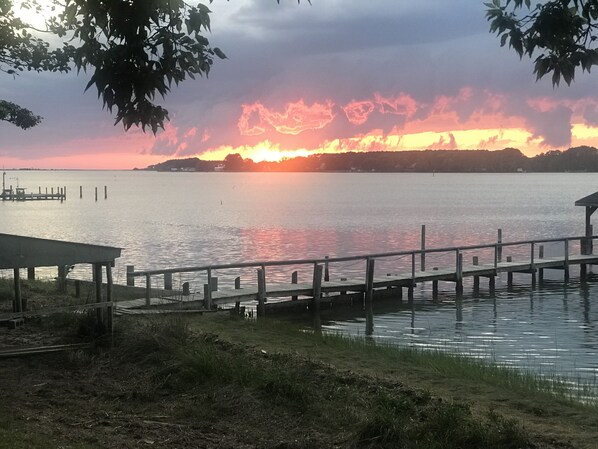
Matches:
[1,289,597,448]
[106,314,534,449]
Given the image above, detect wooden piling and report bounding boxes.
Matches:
[455,252,463,294]
[126,265,135,286]
[94,264,103,327]
[95,187,98,201]
[13,268,22,313]
[234,277,241,314]
[291,271,298,301]
[182,282,190,296]
[104,185,107,199]
[497,228,503,262]
[564,239,570,282]
[472,256,480,292]
[27,267,35,281]
[257,268,266,318]
[106,263,113,335]
[432,280,439,300]
[324,256,330,282]
[364,259,375,336]
[75,280,81,298]
[80,186,83,199]
[145,274,151,307]
[164,272,173,290]
[57,265,67,293]
[312,263,323,314]
[421,225,426,271]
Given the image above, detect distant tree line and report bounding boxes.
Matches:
[143,146,598,173]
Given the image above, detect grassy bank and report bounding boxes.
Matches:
[1,312,597,448]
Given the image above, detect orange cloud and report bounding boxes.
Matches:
[373,93,417,116]
[343,100,375,124]
[238,99,336,136]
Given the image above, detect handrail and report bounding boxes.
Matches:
[130,234,597,277]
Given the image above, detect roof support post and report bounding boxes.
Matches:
[13,268,22,314]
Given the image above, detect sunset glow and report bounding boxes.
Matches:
[5,1,598,169]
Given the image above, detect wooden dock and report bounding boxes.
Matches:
[124,234,598,320]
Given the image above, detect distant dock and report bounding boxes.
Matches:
[1,171,66,201]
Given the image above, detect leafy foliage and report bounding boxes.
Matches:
[48,0,227,133]
[0,100,41,129]
[1,0,227,132]
[486,0,598,86]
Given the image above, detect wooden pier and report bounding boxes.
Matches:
[125,234,598,320]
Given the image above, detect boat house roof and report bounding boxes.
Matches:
[0,233,121,269]
[575,191,598,208]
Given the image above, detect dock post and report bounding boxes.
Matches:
[126,265,135,286]
[95,187,98,201]
[324,256,330,282]
[13,268,22,313]
[538,245,544,284]
[104,186,107,199]
[365,258,375,336]
[564,239,570,283]
[530,242,536,289]
[234,277,241,314]
[421,225,426,271]
[472,256,480,293]
[257,268,266,318]
[497,229,503,262]
[94,264,103,328]
[204,269,213,310]
[75,280,81,298]
[80,186,83,199]
[407,284,414,302]
[164,272,173,290]
[57,265,67,293]
[432,280,439,301]
[145,274,151,307]
[455,251,463,294]
[397,285,403,302]
[312,264,323,332]
[182,282,190,296]
[38,187,41,194]
[291,271,298,301]
[106,263,113,336]
[507,256,513,288]
[489,275,495,293]
[51,187,54,195]
[27,267,35,281]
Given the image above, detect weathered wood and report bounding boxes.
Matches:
[204,269,213,310]
[472,256,480,291]
[432,280,438,300]
[324,256,330,282]
[104,185,108,199]
[27,267,35,280]
[94,263,103,328]
[497,228,503,262]
[164,272,173,290]
[291,271,298,301]
[455,252,463,294]
[257,268,266,318]
[145,274,151,306]
[182,282,190,296]
[312,264,323,324]
[13,268,21,313]
[106,263,114,336]
[75,280,81,298]
[421,224,426,271]
[364,259,375,336]
[234,277,241,314]
[57,265,67,293]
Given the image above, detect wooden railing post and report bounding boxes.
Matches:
[497,229,503,262]
[126,265,135,286]
[365,258,375,336]
[455,250,463,293]
[204,268,213,310]
[312,264,323,334]
[291,271,298,301]
[257,268,266,318]
[324,256,330,282]
[164,272,173,290]
[145,274,151,307]
[530,242,536,288]
[421,225,426,271]
[564,239,570,282]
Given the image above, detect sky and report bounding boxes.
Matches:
[3,0,598,169]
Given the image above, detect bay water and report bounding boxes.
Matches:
[1,170,597,391]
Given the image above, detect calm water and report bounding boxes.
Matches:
[1,170,598,388]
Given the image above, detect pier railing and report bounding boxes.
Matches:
[128,234,598,310]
